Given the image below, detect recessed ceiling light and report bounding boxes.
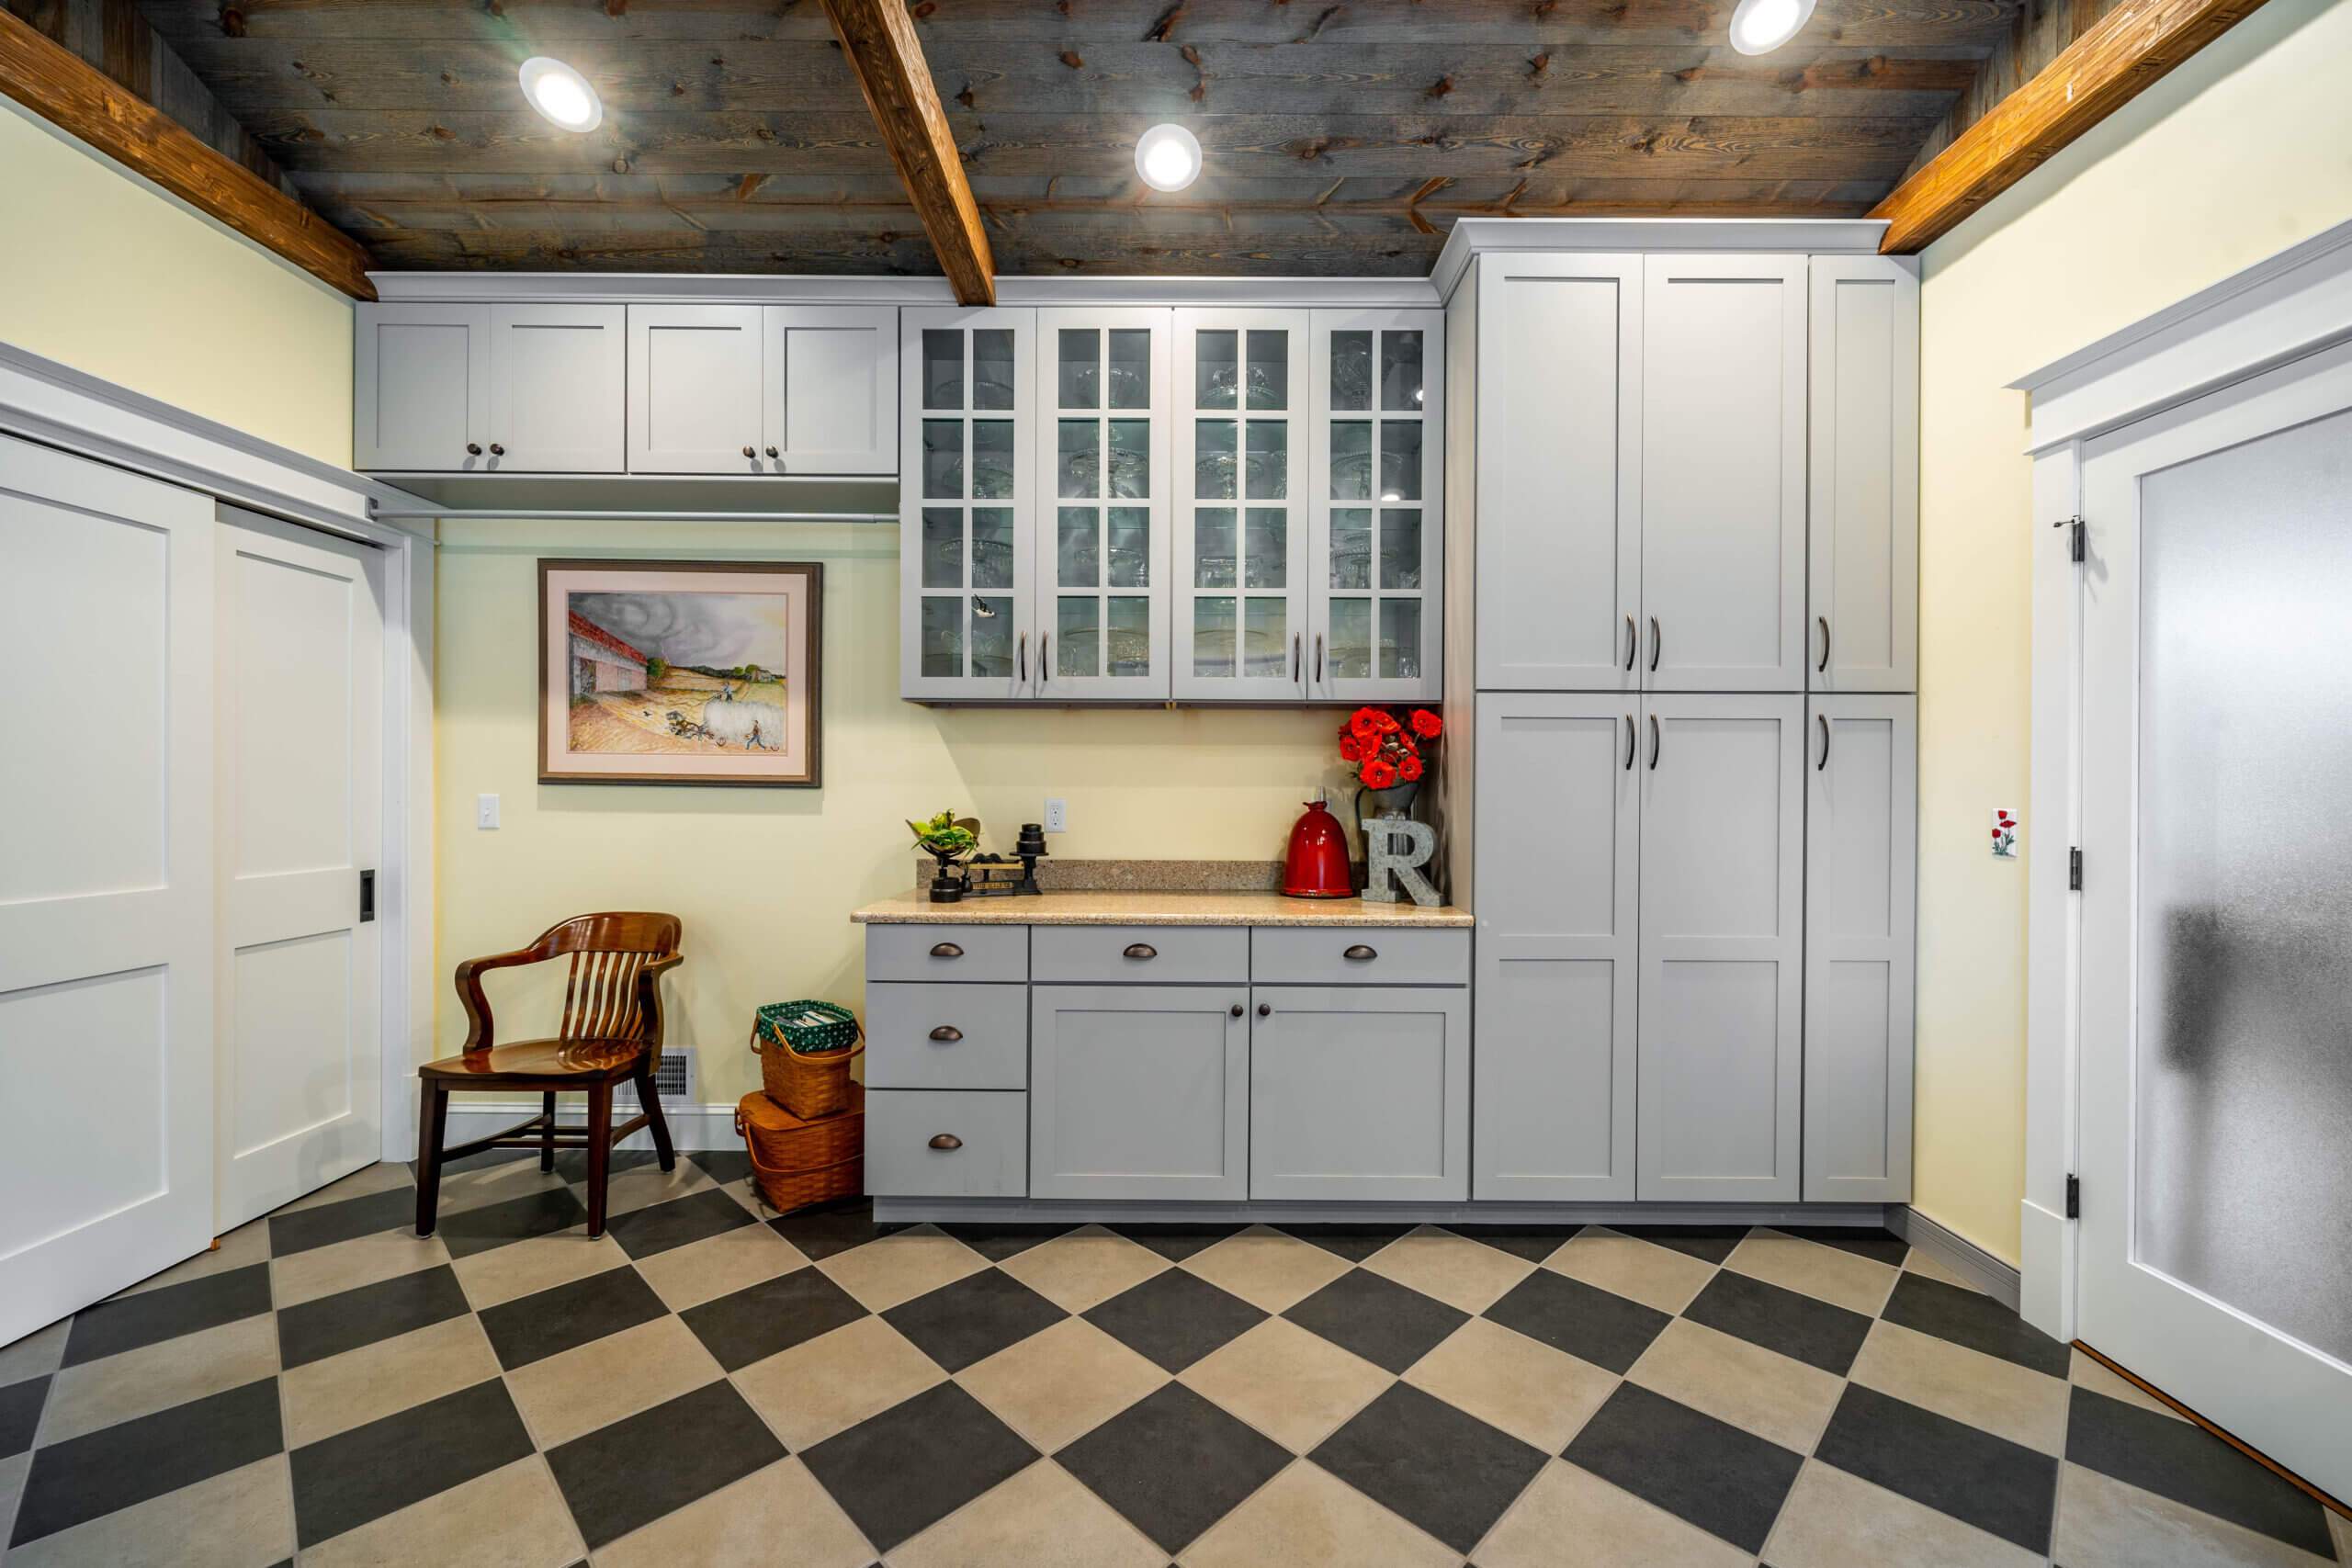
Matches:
[1727,0,1815,53]
[1135,123,1203,193]
[519,57,603,133]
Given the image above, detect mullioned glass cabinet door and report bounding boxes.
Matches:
[1172,309,1310,701]
[899,307,1035,701]
[1035,309,1171,698]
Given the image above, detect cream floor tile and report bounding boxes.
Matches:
[1900,1246,1987,1294]
[1179,1225,1354,1314]
[1626,1317,1845,1453]
[1182,1459,1455,1568]
[40,1314,280,1444]
[274,1161,417,1214]
[301,1456,582,1568]
[994,1224,1172,1313]
[2326,1506,2350,1562]
[1765,1460,2043,1568]
[113,1220,271,1299]
[1542,1228,1719,1314]
[271,1226,451,1310]
[1477,1460,1749,1568]
[596,1457,871,1568]
[631,1222,808,1312]
[2053,1462,2338,1568]
[1849,1318,2070,1454]
[1361,1225,1540,1315]
[2069,1346,2189,1421]
[0,1451,29,1546]
[732,1315,945,1451]
[0,1318,70,1383]
[280,1314,503,1448]
[1402,1317,1618,1453]
[816,1225,988,1312]
[5,1455,291,1568]
[504,1314,724,1448]
[1178,1317,1391,1453]
[958,1316,1170,1453]
[897,1459,1164,1568]
[449,1230,628,1312]
[432,1155,572,1217]
[1726,1232,1900,1316]
[594,1158,717,1217]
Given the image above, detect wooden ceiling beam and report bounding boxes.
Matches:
[818,0,994,304]
[0,7,376,299]
[1871,0,2271,253]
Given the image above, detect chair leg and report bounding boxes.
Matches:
[539,1090,558,1172]
[584,1084,615,1238]
[636,1059,675,1171]
[415,1083,448,1236]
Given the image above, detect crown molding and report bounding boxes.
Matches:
[367,270,1440,310]
[1430,216,1889,301]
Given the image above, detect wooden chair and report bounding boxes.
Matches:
[416,912,684,1239]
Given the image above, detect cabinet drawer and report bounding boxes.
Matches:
[865,924,1027,983]
[1251,927,1468,986]
[1032,925,1247,984]
[866,1090,1027,1197]
[865,983,1027,1090]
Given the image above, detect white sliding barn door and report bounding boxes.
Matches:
[215,507,385,1228]
[0,434,216,1346]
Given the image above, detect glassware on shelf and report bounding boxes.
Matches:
[1329,422,1372,502]
[972,596,1013,677]
[1329,331,1373,412]
[972,330,1016,410]
[971,509,1016,589]
[1380,511,1422,589]
[1381,332,1425,411]
[1106,508,1149,588]
[1058,507,1100,587]
[921,508,962,589]
[1244,508,1286,590]
[1329,508,1372,590]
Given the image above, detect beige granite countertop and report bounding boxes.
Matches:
[851,889,1472,928]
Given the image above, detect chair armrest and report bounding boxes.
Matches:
[635,953,684,1046]
[453,944,548,1053]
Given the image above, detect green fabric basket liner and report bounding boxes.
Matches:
[754,999,862,1056]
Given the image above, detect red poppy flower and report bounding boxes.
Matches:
[1410,709,1443,739]
[1339,735,1363,762]
[1992,828,2003,840]
[1372,710,1400,733]
[1398,754,1424,782]
[1349,708,1384,742]
[1360,756,1398,790]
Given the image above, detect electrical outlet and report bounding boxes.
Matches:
[478,794,501,830]
[1044,797,1069,833]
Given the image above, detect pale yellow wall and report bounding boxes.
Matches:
[435,520,1343,1103]
[0,100,353,466]
[1913,0,2352,1263]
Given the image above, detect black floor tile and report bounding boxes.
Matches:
[1105,1224,1243,1263]
[266,1188,416,1258]
[61,1264,273,1368]
[288,1377,532,1547]
[1878,1273,2070,1379]
[1280,1224,1411,1263]
[680,1268,869,1372]
[1442,1224,1585,1263]
[687,1149,754,1186]
[884,1269,1067,1373]
[2064,1386,2334,1556]
[1083,1268,1265,1374]
[1483,1269,1671,1375]
[1604,1224,1749,1264]
[1681,1269,1872,1377]
[432,1187,588,1260]
[0,1374,48,1458]
[1059,1382,1290,1553]
[605,1188,758,1261]
[478,1264,668,1370]
[1815,1383,2056,1553]
[933,1222,1080,1262]
[551,1146,666,1186]
[1312,1383,1548,1553]
[277,1264,471,1370]
[769,1199,898,1261]
[1283,1269,1468,1374]
[10,1377,284,1547]
[545,1380,785,1550]
[1564,1382,1804,1554]
[1771,1224,1911,1267]
[801,1382,1036,1553]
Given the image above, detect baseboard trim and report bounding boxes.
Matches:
[444,1100,739,1153]
[1890,1205,2024,1313]
[877,1198,1890,1226]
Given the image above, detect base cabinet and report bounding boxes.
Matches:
[1250,986,1467,1201]
[867,1089,1026,1198]
[1029,984,1248,1200]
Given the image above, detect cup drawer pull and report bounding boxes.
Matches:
[928,1025,963,1043]
[928,1134,963,1151]
[1343,944,1378,961]
[1123,942,1158,960]
[930,942,964,959]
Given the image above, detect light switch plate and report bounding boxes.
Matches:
[1992,807,2018,858]
[478,794,501,830]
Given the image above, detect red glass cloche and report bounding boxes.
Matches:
[1283,797,1354,899]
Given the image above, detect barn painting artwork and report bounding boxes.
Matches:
[538,559,821,787]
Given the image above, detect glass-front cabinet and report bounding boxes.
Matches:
[1036,310,1171,698]
[1173,310,1310,699]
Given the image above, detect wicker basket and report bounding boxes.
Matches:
[752,1000,865,1120]
[735,1089,864,1214]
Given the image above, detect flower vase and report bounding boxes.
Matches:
[1353,779,1420,824]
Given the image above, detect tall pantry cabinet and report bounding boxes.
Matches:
[1454,236,1918,1204]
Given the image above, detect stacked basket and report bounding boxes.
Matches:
[736,1000,865,1213]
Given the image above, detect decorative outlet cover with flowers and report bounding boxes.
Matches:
[1992,808,2018,859]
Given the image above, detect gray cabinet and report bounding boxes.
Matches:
[356,302,489,471]
[358,301,623,474]
[1636,693,1804,1201]
[628,304,766,474]
[763,305,898,475]
[1250,986,1467,1201]
[1804,695,1917,1201]
[1473,694,1639,1200]
[868,1089,1028,1198]
[486,304,625,472]
[1029,984,1248,1200]
[1809,258,1919,694]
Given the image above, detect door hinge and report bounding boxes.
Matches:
[2065,1172,2081,1220]
[2068,847,2083,891]
[2053,515,2086,563]
[359,868,376,924]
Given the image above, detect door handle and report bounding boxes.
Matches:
[1230,1002,1244,1017]
[358,868,376,924]
[930,942,964,959]
[1816,713,1831,771]
[1623,613,1637,672]
[1816,615,1831,674]
[1123,942,1158,960]
[1257,1002,1272,1017]
[1292,633,1301,682]
[928,1134,963,1150]
[764,445,779,458]
[1623,714,1635,771]
[928,1024,963,1042]
[1315,634,1324,684]
[1041,633,1051,682]
[1018,632,1027,684]
[465,443,482,457]
[1647,615,1661,673]
[487,443,504,457]
[1342,944,1377,961]
[741,446,756,459]
[1647,713,1660,770]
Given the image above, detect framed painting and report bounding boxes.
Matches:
[538,558,821,786]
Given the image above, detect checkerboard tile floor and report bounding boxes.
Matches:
[4,1154,2346,1566]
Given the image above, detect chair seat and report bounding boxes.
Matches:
[421,1037,650,1083]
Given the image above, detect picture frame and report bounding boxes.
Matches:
[537,558,822,787]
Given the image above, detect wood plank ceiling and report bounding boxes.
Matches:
[133,0,2027,277]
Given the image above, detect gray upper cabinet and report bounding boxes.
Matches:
[1635,692,1804,1201]
[1250,985,1467,1201]
[1029,984,1247,1200]
[1475,254,1643,692]
[1640,255,1806,693]
[628,304,766,474]
[1809,258,1919,694]
[358,302,621,473]
[486,304,625,473]
[1804,694,1917,1201]
[356,303,491,471]
[763,305,899,475]
[1473,693,1639,1200]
